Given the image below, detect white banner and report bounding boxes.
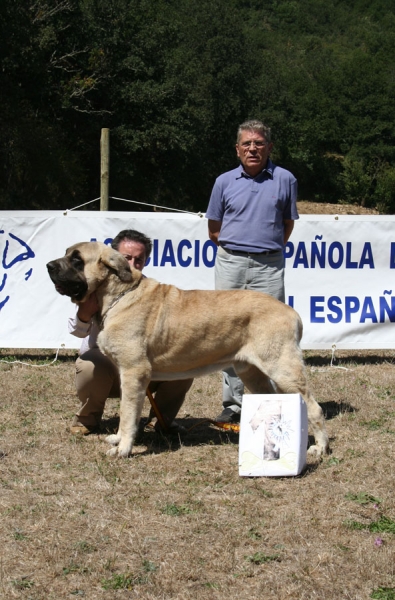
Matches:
[0,210,394,350]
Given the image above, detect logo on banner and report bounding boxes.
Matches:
[0,231,35,312]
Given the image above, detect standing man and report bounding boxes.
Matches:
[69,229,193,435]
[205,119,298,425]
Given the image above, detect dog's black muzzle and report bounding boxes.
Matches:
[47,258,88,301]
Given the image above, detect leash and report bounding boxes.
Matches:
[100,287,136,328]
[184,419,240,433]
[145,387,171,432]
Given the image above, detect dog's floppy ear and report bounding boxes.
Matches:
[100,245,133,282]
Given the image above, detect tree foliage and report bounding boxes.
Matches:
[0,0,394,212]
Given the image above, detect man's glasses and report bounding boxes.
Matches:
[240,141,267,149]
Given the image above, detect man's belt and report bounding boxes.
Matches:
[222,247,280,257]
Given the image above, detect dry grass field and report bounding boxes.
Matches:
[1,202,394,600]
[1,348,394,600]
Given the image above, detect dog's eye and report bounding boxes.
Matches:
[71,255,84,269]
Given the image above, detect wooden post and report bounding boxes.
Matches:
[100,128,110,211]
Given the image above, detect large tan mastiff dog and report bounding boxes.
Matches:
[47,241,329,459]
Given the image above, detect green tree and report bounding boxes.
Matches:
[0,1,89,209]
[1,0,395,212]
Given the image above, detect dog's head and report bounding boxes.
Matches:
[47,241,133,302]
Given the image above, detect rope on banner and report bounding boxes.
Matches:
[64,196,204,217]
[110,196,204,217]
[65,198,100,212]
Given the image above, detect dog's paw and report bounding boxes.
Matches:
[105,434,121,446]
[307,444,325,460]
[105,443,132,458]
[117,443,132,458]
[106,446,118,457]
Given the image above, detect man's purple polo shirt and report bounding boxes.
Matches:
[205,160,299,253]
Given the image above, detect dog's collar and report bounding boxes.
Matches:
[99,287,136,329]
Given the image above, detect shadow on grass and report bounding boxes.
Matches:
[304,352,394,367]
[0,349,77,363]
[319,400,357,420]
[301,461,321,476]
[91,418,325,478]
[100,415,240,453]
[100,417,328,474]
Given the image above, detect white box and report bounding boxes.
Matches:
[238,394,308,477]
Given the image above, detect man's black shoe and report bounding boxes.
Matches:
[214,407,240,424]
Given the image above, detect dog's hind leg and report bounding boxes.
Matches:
[267,358,329,459]
[106,368,150,458]
[237,364,276,395]
[300,387,329,459]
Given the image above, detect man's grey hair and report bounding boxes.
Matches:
[237,120,272,144]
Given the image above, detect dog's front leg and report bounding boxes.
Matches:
[106,368,150,458]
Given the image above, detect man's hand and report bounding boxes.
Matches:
[77,292,99,323]
[208,220,222,246]
[283,219,294,244]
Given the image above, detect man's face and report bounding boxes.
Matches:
[236,130,273,177]
[117,240,147,271]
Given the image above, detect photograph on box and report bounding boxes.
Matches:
[239,394,308,477]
